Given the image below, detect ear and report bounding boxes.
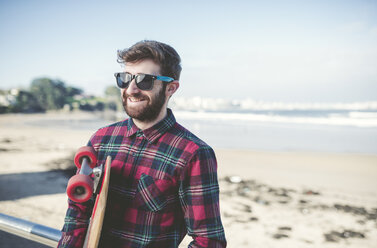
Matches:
[166,80,179,97]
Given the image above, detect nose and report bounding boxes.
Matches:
[125,79,140,95]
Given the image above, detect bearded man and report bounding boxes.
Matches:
[58,40,227,248]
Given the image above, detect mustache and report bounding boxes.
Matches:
[122,92,147,100]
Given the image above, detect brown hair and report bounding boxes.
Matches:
[117,40,182,80]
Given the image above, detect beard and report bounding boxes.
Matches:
[122,85,167,122]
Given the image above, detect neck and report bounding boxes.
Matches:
[133,107,168,130]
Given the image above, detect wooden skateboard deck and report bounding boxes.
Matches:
[83,155,111,248]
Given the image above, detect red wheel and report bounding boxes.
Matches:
[66,174,94,203]
[74,146,97,169]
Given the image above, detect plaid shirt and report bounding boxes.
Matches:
[58,109,226,248]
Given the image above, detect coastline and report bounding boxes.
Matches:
[0,112,376,247]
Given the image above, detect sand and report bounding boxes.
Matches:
[0,112,376,247]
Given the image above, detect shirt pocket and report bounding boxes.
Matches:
[133,173,174,212]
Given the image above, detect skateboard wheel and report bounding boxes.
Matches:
[67,174,94,203]
[74,146,97,169]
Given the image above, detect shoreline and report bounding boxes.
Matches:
[2,110,377,155]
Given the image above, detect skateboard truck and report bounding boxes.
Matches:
[76,157,104,194]
[92,164,104,195]
[66,146,102,203]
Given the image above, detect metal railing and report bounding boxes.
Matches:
[0,213,61,247]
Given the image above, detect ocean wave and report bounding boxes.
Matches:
[174,111,377,128]
[170,98,377,111]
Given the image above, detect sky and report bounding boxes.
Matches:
[0,0,376,102]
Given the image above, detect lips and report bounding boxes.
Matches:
[128,97,147,102]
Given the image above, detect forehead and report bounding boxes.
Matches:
[125,59,161,75]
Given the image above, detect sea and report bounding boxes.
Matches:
[31,100,377,155]
[174,109,377,154]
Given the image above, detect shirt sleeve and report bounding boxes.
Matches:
[179,146,227,248]
[57,141,96,248]
[57,197,94,248]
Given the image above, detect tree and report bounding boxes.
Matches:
[66,86,83,97]
[30,78,81,111]
[12,90,43,113]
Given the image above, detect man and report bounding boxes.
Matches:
[58,40,227,247]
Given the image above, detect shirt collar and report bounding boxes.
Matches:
[125,108,176,143]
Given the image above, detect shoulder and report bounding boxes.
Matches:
[170,122,215,158]
[88,119,129,145]
[171,123,218,180]
[97,119,128,134]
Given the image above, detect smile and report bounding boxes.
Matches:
[128,97,147,102]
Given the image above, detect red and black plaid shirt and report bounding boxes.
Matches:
[58,109,226,247]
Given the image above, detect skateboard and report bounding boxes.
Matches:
[66,146,111,248]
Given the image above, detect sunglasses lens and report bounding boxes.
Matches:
[136,74,154,90]
[116,73,131,88]
[115,73,154,90]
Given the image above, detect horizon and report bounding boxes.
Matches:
[2,82,377,104]
[1,0,376,103]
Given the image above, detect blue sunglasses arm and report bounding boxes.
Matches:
[156,75,174,82]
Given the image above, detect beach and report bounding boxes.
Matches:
[0,112,376,247]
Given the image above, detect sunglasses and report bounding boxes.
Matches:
[114,72,174,91]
